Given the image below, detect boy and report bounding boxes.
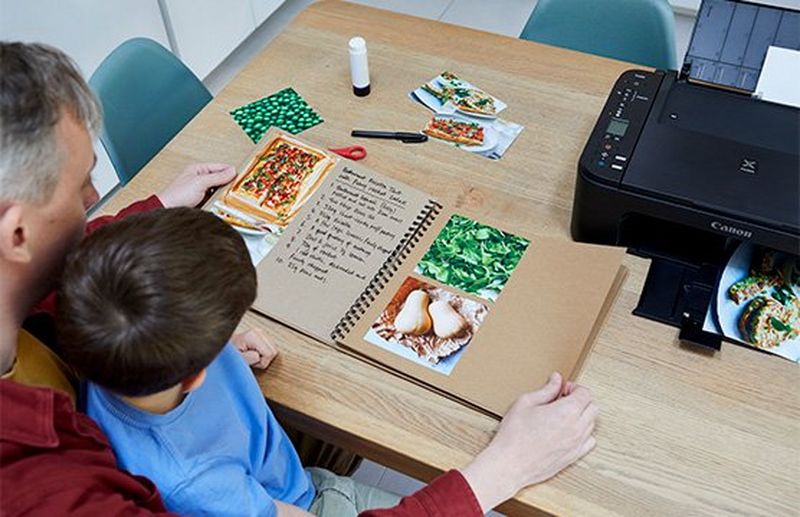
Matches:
[57,208,400,517]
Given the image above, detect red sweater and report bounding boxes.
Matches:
[0,378,479,516]
[0,379,175,516]
[0,379,479,516]
[361,472,482,517]
[14,196,483,517]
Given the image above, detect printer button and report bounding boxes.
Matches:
[614,155,627,162]
[597,160,607,167]
[611,164,624,171]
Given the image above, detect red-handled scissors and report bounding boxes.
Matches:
[328,145,367,161]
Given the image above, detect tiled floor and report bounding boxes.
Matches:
[203,0,696,512]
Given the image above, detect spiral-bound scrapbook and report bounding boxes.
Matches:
[243,161,623,417]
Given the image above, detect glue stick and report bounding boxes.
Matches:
[349,36,370,97]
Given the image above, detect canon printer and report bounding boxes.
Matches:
[571,0,800,349]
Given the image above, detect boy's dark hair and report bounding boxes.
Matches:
[58,207,257,397]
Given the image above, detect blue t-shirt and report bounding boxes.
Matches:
[86,344,315,517]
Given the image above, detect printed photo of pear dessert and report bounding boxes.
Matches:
[365,277,489,375]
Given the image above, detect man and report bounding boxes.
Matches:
[0,42,221,514]
[0,41,598,516]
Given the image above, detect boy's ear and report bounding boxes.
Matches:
[180,369,207,393]
[0,204,32,264]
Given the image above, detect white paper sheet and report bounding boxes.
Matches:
[754,46,800,108]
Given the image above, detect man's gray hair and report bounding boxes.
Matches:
[0,42,102,204]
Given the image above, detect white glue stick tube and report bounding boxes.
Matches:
[349,36,370,97]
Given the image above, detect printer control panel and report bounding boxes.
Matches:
[580,69,663,185]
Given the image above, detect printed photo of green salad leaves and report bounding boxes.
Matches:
[415,214,530,301]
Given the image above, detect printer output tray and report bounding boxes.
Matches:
[621,213,732,350]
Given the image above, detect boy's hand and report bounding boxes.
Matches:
[158,163,237,208]
[461,372,598,513]
[232,329,279,369]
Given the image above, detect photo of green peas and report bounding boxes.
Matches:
[230,87,323,143]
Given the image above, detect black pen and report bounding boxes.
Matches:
[351,130,428,143]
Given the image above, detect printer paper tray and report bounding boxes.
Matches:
[633,255,724,350]
[621,214,730,350]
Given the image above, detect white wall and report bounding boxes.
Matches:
[159,0,283,79]
[0,0,170,76]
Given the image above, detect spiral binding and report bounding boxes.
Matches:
[330,199,443,342]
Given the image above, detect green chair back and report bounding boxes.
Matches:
[90,38,212,185]
[519,0,678,70]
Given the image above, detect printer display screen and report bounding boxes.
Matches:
[606,118,629,137]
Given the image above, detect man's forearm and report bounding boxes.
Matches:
[460,451,517,514]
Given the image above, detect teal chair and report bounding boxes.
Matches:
[90,38,212,185]
[519,0,678,70]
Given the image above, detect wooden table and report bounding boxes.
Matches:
[101,2,799,515]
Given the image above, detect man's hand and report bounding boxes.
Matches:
[158,163,237,208]
[461,372,598,513]
[231,329,279,369]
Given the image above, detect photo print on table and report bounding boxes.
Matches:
[364,277,489,375]
[409,71,523,159]
[411,70,507,118]
[415,214,530,301]
[230,87,323,143]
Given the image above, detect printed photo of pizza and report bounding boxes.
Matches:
[420,83,497,117]
[454,90,497,116]
[416,71,502,118]
[222,132,335,226]
[423,116,485,146]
